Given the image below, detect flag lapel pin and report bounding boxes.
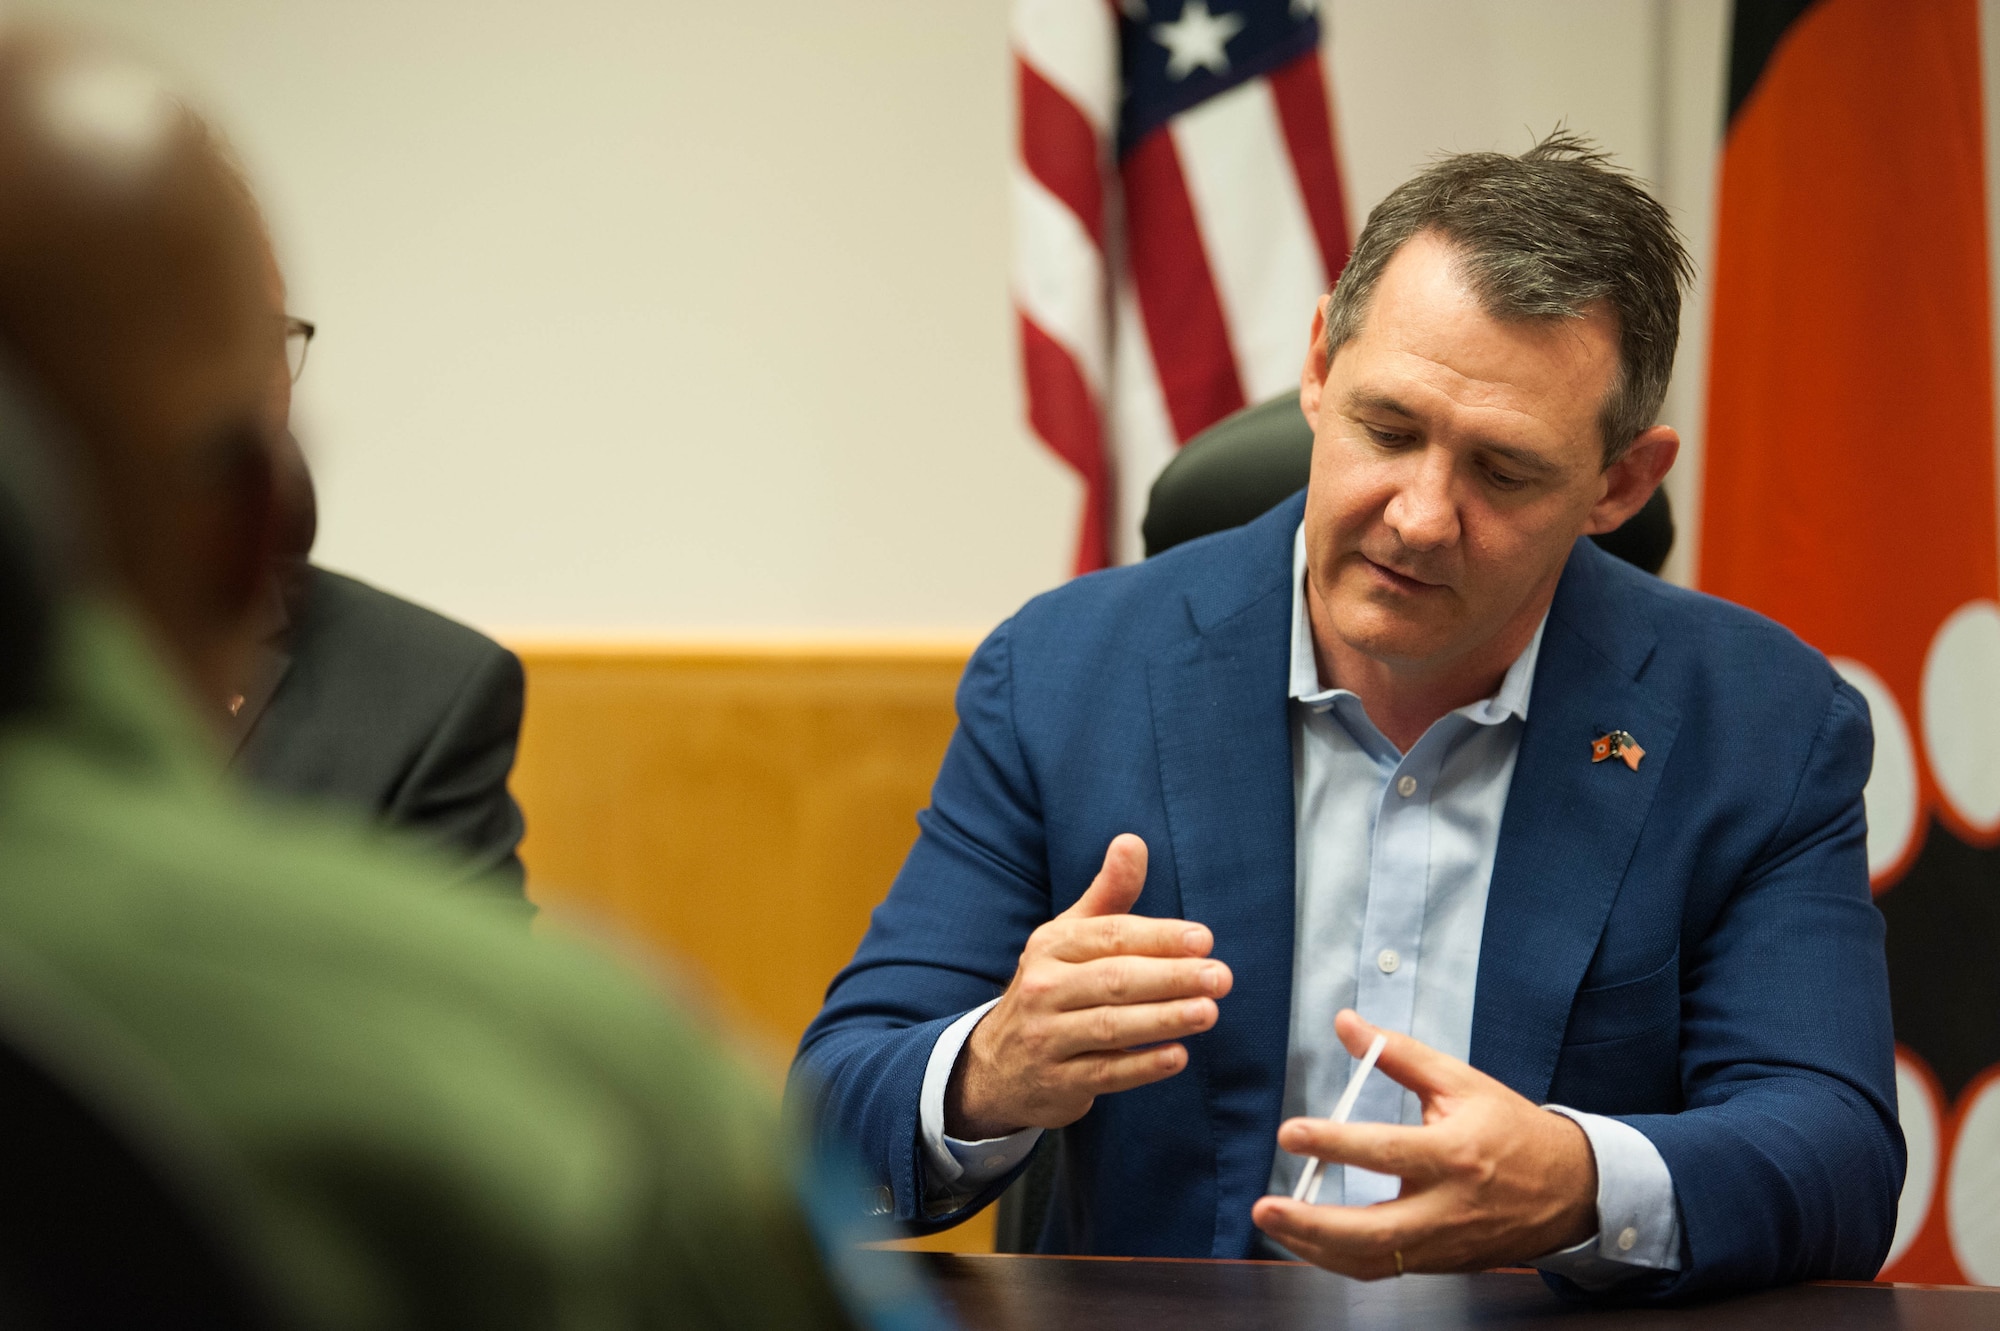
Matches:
[1590,730,1645,772]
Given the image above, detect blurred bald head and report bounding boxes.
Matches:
[0,26,282,710]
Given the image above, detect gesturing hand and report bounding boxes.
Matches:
[944,834,1233,1141]
[1250,1011,1598,1278]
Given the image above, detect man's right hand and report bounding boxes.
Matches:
[944,834,1232,1140]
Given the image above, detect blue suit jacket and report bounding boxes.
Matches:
[795,493,1902,1299]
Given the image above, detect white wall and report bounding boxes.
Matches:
[31,0,1729,633]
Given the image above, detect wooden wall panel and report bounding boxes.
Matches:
[508,640,994,1252]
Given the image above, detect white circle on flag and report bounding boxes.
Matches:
[1887,1053,1942,1270]
[1923,602,2000,833]
[1832,659,1919,880]
[1949,1077,2000,1281]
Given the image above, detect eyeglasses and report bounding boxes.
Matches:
[285,316,316,383]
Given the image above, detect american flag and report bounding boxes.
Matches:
[1014,0,1351,571]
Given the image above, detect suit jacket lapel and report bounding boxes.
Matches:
[1471,541,1681,1102]
[1145,497,1301,1252]
[226,571,300,756]
[226,639,291,756]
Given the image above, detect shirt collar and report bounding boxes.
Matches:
[1287,523,1545,726]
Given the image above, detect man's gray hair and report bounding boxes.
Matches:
[1323,129,1693,465]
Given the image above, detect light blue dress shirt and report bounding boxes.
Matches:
[917,526,1681,1288]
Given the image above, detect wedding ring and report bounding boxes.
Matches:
[1393,1249,1404,1277]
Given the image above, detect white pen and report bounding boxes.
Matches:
[1289,1032,1388,1206]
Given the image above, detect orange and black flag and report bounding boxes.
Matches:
[1702,0,2000,1283]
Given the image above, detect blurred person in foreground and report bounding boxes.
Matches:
[797,132,1900,1301]
[0,26,875,1329]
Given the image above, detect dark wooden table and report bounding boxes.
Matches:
[899,1253,2000,1329]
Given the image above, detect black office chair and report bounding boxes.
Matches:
[0,401,56,723]
[0,378,298,1330]
[0,957,299,1330]
[1139,393,1676,573]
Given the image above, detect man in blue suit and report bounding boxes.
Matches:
[795,133,1901,1300]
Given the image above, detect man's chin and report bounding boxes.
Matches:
[1328,613,1460,671]
[1319,578,1449,644]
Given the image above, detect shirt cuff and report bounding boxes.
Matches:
[1529,1106,1683,1291]
[918,998,1041,1213]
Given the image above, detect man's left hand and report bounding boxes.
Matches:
[1250,1011,1598,1278]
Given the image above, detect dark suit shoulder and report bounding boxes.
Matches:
[297,568,516,679]
[235,568,528,898]
[253,567,522,770]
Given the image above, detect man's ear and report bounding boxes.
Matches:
[1583,425,1679,536]
[1300,295,1333,424]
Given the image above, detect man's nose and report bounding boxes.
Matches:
[1382,449,1460,551]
